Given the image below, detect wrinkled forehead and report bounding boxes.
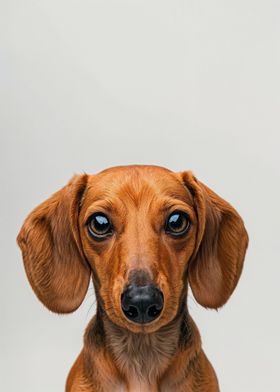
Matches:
[83,166,193,212]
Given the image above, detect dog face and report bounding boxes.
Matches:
[79,166,197,333]
[17,165,248,333]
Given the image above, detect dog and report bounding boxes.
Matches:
[17,165,248,392]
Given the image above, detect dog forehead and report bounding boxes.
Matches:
[85,165,190,204]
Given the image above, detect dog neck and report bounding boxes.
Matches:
[104,314,182,384]
[84,301,200,390]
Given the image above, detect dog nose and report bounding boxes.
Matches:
[121,284,164,324]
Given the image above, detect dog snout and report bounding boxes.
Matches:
[121,284,164,324]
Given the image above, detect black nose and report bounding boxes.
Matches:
[121,284,164,324]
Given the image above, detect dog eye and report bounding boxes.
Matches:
[165,211,191,236]
[87,213,113,239]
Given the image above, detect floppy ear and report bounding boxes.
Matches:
[181,171,249,309]
[17,174,91,314]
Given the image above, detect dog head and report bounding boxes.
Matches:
[17,165,248,333]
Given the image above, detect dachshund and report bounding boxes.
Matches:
[17,165,248,392]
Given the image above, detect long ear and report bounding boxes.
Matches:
[181,171,249,309]
[17,174,91,314]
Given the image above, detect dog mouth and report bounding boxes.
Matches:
[120,284,164,325]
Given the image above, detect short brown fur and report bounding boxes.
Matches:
[17,165,248,392]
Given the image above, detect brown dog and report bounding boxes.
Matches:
[17,165,248,392]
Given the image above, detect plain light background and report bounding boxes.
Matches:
[1,1,279,391]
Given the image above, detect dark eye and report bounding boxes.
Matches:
[87,213,113,239]
[165,211,191,236]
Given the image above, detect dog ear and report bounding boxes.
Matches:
[17,174,91,314]
[181,171,248,309]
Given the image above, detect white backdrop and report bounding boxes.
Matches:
[1,1,279,391]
